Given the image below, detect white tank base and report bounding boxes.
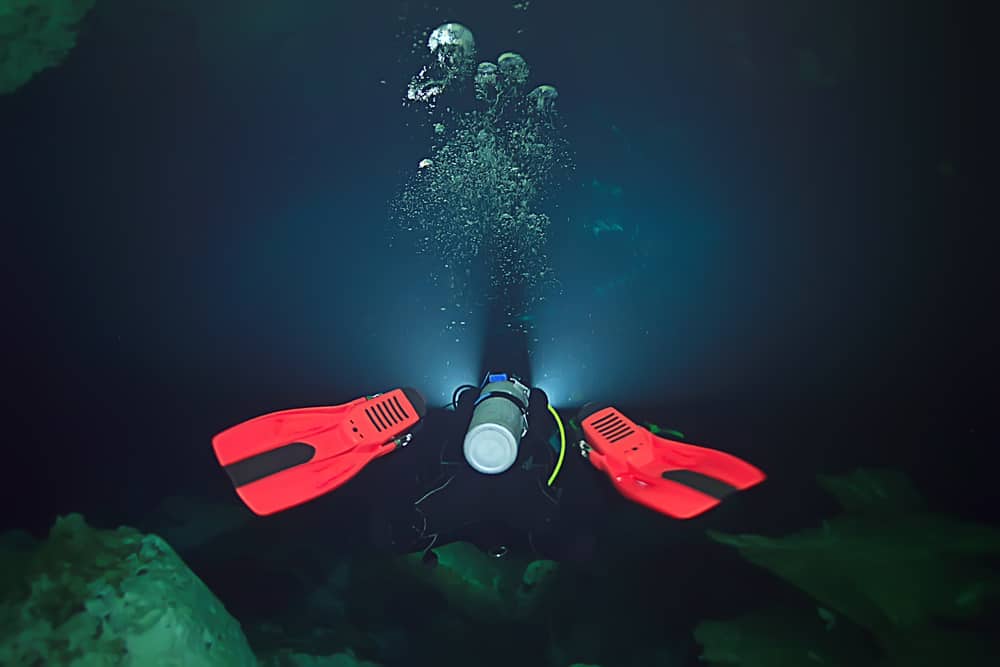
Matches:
[463,422,518,474]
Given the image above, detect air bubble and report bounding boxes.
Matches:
[390,21,573,316]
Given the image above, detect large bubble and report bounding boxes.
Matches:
[428,23,476,65]
[527,85,558,114]
[407,23,478,104]
[474,62,498,102]
[391,24,573,319]
[497,52,530,86]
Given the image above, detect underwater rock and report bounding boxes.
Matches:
[701,468,1000,666]
[815,467,926,514]
[258,648,380,667]
[0,0,96,94]
[142,494,254,555]
[695,607,878,667]
[392,541,559,622]
[0,513,257,666]
[709,469,1000,631]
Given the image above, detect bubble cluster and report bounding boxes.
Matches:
[390,23,573,311]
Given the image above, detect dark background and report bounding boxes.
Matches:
[1,0,985,542]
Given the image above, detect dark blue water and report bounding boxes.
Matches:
[1,2,986,666]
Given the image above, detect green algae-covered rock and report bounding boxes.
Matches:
[708,469,1000,633]
[699,468,1000,666]
[0,0,96,94]
[695,608,878,667]
[0,513,257,666]
[393,541,559,622]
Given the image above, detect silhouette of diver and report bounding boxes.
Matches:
[211,374,766,565]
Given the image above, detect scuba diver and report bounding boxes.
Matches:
[211,372,766,564]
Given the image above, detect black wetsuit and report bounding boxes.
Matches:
[364,387,609,563]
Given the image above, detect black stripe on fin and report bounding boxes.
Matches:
[661,469,738,500]
[224,442,315,488]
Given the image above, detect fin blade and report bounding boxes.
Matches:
[654,437,767,492]
[212,404,355,467]
[212,388,426,515]
[581,407,765,519]
[233,443,377,515]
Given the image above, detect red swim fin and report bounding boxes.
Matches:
[212,387,427,515]
[579,405,765,519]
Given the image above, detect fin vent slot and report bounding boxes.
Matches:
[367,397,405,432]
[376,403,391,428]
[366,409,381,431]
[592,413,634,443]
[391,395,409,420]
